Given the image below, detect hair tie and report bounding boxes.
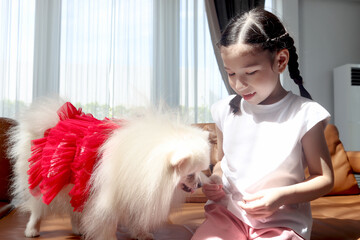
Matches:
[266,32,289,43]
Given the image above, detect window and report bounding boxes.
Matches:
[1,0,230,123]
[0,0,35,117]
[59,0,227,122]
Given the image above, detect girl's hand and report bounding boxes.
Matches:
[238,188,284,219]
[202,175,226,202]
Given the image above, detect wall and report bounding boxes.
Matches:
[282,0,360,123]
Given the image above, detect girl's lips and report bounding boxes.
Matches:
[243,92,256,101]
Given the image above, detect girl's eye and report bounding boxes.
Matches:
[228,73,235,77]
[246,70,257,75]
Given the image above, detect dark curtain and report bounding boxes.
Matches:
[214,0,264,32]
[205,0,265,94]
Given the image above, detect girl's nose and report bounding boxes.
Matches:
[235,77,247,90]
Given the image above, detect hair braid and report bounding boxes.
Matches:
[282,35,312,100]
[229,95,242,114]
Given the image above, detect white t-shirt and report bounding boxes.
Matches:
[211,92,330,240]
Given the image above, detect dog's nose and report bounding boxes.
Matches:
[197,182,202,188]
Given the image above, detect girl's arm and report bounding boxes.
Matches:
[297,121,335,199]
[240,121,334,218]
[202,126,225,201]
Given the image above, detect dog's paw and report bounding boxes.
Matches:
[199,172,211,185]
[24,228,40,238]
[209,174,223,185]
[72,228,82,236]
[70,216,82,235]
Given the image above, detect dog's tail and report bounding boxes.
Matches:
[12,98,65,141]
[8,98,65,208]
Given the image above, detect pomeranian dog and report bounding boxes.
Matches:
[9,99,210,240]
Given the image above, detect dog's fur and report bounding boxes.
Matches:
[9,100,210,240]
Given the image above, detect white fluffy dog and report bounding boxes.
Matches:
[9,99,210,240]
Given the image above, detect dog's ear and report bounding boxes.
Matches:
[170,150,192,174]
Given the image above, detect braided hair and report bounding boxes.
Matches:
[218,8,312,114]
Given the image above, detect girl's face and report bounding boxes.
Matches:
[221,43,288,105]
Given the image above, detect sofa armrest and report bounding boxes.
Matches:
[0,202,13,219]
[0,118,18,203]
[347,151,360,188]
[347,151,360,173]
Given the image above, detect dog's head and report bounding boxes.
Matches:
[179,172,201,193]
[114,113,212,195]
[169,128,210,194]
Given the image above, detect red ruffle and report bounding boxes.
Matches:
[27,102,120,211]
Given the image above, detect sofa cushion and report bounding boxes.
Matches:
[324,124,360,195]
[0,118,18,202]
[347,151,360,173]
[310,195,360,240]
[192,123,218,167]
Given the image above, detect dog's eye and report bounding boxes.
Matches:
[187,173,195,180]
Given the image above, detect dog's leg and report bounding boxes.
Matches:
[70,212,82,236]
[99,226,117,240]
[81,209,117,240]
[88,223,117,240]
[24,211,41,237]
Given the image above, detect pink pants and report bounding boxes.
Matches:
[192,204,304,240]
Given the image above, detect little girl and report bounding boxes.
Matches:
[192,8,334,240]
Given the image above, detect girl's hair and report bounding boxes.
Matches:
[218,8,312,114]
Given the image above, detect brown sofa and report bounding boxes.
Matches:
[1,117,360,240]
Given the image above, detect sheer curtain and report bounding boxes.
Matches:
[1,0,228,123]
[180,0,227,122]
[60,0,154,119]
[0,0,35,117]
[60,0,227,122]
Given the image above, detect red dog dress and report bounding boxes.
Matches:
[27,102,121,212]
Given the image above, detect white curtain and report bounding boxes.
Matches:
[180,0,227,122]
[60,0,155,119]
[1,0,228,123]
[0,0,35,117]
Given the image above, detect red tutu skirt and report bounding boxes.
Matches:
[28,102,121,212]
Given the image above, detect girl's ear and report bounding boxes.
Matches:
[275,49,289,73]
